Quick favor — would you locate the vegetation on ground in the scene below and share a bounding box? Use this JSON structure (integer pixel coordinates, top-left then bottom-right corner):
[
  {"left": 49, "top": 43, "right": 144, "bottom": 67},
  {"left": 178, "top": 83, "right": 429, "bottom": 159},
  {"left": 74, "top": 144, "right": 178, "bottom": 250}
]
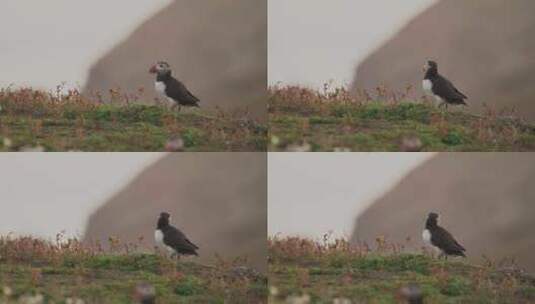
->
[
  {"left": 269, "top": 85, "right": 535, "bottom": 152},
  {"left": 0, "top": 234, "right": 267, "bottom": 303},
  {"left": 0, "top": 88, "right": 266, "bottom": 152},
  {"left": 268, "top": 236, "right": 535, "bottom": 304}
]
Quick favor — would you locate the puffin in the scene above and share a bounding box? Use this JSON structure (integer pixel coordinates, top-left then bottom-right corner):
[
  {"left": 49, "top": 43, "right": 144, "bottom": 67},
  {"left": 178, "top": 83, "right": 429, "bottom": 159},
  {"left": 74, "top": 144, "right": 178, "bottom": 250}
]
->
[
  {"left": 149, "top": 61, "right": 200, "bottom": 110},
  {"left": 422, "top": 60, "right": 467, "bottom": 109},
  {"left": 422, "top": 212, "right": 466, "bottom": 259},
  {"left": 154, "top": 212, "right": 199, "bottom": 257}
]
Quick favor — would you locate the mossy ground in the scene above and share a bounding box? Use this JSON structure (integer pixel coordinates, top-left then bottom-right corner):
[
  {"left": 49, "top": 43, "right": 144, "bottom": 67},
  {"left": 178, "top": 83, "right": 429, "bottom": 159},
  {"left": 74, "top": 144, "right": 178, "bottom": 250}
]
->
[
  {"left": 269, "top": 86, "right": 535, "bottom": 152},
  {"left": 0, "top": 236, "right": 267, "bottom": 303},
  {"left": 0, "top": 88, "right": 266, "bottom": 151},
  {"left": 268, "top": 237, "right": 535, "bottom": 304}
]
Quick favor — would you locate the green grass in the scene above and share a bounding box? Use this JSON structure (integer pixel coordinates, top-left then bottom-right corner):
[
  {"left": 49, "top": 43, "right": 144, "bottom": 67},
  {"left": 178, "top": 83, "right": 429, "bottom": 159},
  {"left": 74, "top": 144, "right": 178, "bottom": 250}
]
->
[
  {"left": 269, "top": 86, "right": 535, "bottom": 151},
  {"left": 0, "top": 88, "right": 266, "bottom": 151},
  {"left": 0, "top": 236, "right": 267, "bottom": 303},
  {"left": 268, "top": 236, "right": 535, "bottom": 304}
]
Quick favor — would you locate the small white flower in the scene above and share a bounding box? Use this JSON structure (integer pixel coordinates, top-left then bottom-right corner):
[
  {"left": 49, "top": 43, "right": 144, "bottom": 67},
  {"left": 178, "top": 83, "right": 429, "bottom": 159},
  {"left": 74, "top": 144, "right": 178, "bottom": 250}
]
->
[
  {"left": 18, "top": 294, "right": 44, "bottom": 304},
  {"left": 66, "top": 297, "right": 85, "bottom": 304},
  {"left": 269, "top": 286, "right": 279, "bottom": 296},
  {"left": 2, "top": 286, "right": 12, "bottom": 297},
  {"left": 286, "top": 294, "right": 311, "bottom": 304},
  {"left": 19, "top": 145, "right": 45, "bottom": 152},
  {"left": 333, "top": 298, "right": 352, "bottom": 304},
  {"left": 271, "top": 135, "right": 280, "bottom": 146},
  {"left": 2, "top": 137, "right": 12, "bottom": 148}
]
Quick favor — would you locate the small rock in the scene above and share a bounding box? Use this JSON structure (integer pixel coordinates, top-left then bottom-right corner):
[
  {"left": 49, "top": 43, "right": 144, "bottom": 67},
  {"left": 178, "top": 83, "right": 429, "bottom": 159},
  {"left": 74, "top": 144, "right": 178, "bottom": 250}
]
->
[
  {"left": 400, "top": 284, "right": 423, "bottom": 304},
  {"left": 65, "top": 298, "right": 85, "bottom": 304},
  {"left": 400, "top": 135, "right": 423, "bottom": 152},
  {"left": 2, "top": 286, "right": 12, "bottom": 297},
  {"left": 286, "top": 294, "right": 311, "bottom": 304},
  {"left": 2, "top": 137, "right": 12, "bottom": 148},
  {"left": 333, "top": 298, "right": 352, "bottom": 304},
  {"left": 18, "top": 294, "right": 44, "bottom": 304},
  {"left": 19, "top": 145, "right": 45, "bottom": 152},
  {"left": 165, "top": 137, "right": 184, "bottom": 152},
  {"left": 271, "top": 135, "right": 280, "bottom": 146},
  {"left": 133, "top": 282, "right": 156, "bottom": 304},
  {"left": 269, "top": 286, "right": 279, "bottom": 296},
  {"left": 286, "top": 142, "right": 311, "bottom": 152}
]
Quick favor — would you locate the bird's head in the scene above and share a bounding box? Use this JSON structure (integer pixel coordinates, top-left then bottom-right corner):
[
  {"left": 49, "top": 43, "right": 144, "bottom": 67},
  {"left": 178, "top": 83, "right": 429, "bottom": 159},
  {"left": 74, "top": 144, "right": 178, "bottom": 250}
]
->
[
  {"left": 149, "top": 61, "right": 171, "bottom": 75},
  {"left": 158, "top": 212, "right": 171, "bottom": 228},
  {"left": 426, "top": 212, "right": 439, "bottom": 227},
  {"left": 423, "top": 60, "right": 438, "bottom": 72}
]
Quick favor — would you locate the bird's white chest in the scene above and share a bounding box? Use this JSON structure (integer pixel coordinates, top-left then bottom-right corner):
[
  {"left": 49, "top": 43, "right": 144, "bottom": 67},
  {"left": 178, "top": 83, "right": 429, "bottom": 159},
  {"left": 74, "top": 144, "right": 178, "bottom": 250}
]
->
[
  {"left": 422, "top": 229, "right": 441, "bottom": 253},
  {"left": 154, "top": 81, "right": 167, "bottom": 96},
  {"left": 154, "top": 229, "right": 165, "bottom": 247},
  {"left": 422, "top": 79, "right": 433, "bottom": 94},
  {"left": 422, "top": 229, "right": 432, "bottom": 244},
  {"left": 154, "top": 229, "right": 176, "bottom": 255},
  {"left": 422, "top": 79, "right": 443, "bottom": 102},
  {"left": 154, "top": 81, "right": 176, "bottom": 106}
]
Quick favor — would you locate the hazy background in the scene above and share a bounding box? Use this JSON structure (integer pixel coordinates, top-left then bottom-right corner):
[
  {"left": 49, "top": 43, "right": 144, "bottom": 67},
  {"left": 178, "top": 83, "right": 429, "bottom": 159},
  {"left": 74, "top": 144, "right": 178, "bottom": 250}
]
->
[
  {"left": 0, "top": 153, "right": 162, "bottom": 238},
  {"left": 0, "top": 0, "right": 171, "bottom": 90},
  {"left": 268, "top": 0, "right": 436, "bottom": 88},
  {"left": 268, "top": 153, "right": 432, "bottom": 238}
]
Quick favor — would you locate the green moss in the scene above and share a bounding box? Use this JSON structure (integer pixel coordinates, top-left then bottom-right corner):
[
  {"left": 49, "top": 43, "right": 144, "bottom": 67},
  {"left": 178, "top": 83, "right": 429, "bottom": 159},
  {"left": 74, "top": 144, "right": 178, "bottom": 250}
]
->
[
  {"left": 442, "top": 130, "right": 464, "bottom": 146},
  {"left": 181, "top": 128, "right": 204, "bottom": 147},
  {"left": 268, "top": 240, "right": 535, "bottom": 304},
  {"left": 0, "top": 252, "right": 266, "bottom": 303},
  {"left": 0, "top": 102, "right": 265, "bottom": 151},
  {"left": 174, "top": 276, "right": 204, "bottom": 296},
  {"left": 82, "top": 254, "right": 161, "bottom": 273},
  {"left": 269, "top": 95, "right": 535, "bottom": 152},
  {"left": 441, "top": 276, "right": 472, "bottom": 296}
]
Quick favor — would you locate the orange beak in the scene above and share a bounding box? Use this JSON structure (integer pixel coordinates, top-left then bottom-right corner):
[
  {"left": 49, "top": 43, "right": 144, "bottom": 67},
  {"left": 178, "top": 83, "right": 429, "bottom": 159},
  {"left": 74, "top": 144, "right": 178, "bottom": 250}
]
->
[
  {"left": 149, "top": 65, "right": 157, "bottom": 74},
  {"left": 422, "top": 64, "right": 428, "bottom": 72}
]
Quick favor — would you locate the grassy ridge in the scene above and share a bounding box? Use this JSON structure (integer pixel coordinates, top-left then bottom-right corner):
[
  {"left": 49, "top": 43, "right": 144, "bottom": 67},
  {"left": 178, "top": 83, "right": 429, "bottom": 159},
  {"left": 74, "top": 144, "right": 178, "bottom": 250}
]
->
[
  {"left": 268, "top": 237, "right": 535, "bottom": 303},
  {"left": 269, "top": 86, "right": 535, "bottom": 151},
  {"left": 0, "top": 235, "right": 267, "bottom": 303},
  {"left": 0, "top": 88, "right": 266, "bottom": 151}
]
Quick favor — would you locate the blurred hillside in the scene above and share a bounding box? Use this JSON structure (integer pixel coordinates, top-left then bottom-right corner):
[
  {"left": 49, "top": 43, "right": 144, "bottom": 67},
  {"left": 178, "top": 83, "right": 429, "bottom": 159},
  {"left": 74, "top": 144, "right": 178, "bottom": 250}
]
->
[
  {"left": 84, "top": 153, "right": 267, "bottom": 272},
  {"left": 352, "top": 153, "right": 535, "bottom": 273},
  {"left": 352, "top": 0, "right": 535, "bottom": 121},
  {"left": 84, "top": 0, "right": 266, "bottom": 119}
]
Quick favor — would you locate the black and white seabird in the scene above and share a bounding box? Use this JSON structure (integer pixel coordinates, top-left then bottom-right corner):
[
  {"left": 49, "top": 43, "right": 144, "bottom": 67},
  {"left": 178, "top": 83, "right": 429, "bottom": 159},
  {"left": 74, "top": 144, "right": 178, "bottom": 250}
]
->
[
  {"left": 154, "top": 212, "right": 199, "bottom": 257},
  {"left": 422, "top": 61, "right": 467, "bottom": 109},
  {"left": 149, "top": 61, "right": 200, "bottom": 110},
  {"left": 422, "top": 212, "right": 466, "bottom": 259}
]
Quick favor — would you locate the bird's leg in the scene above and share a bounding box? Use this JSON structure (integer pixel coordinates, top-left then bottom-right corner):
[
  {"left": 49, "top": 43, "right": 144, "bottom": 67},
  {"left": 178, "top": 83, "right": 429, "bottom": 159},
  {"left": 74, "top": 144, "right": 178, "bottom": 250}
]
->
[{"left": 176, "top": 105, "right": 182, "bottom": 112}]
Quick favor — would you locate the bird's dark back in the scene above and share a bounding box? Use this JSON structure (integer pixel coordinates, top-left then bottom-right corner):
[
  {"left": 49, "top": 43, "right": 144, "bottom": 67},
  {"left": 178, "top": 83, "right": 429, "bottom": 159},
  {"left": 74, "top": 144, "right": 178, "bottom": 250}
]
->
[{"left": 432, "top": 226, "right": 466, "bottom": 256}]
